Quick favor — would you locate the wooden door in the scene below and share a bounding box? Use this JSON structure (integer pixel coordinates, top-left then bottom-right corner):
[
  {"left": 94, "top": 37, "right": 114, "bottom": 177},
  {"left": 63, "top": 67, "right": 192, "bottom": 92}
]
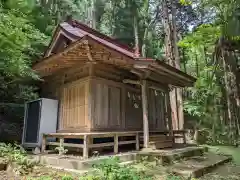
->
[
  {"left": 92, "top": 81, "right": 122, "bottom": 130},
  {"left": 59, "top": 81, "right": 87, "bottom": 130}
]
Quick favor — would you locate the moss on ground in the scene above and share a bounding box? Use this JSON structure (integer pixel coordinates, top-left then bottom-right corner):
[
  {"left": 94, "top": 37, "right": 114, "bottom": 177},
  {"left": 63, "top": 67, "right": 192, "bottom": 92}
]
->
[{"left": 205, "top": 145, "right": 240, "bottom": 165}]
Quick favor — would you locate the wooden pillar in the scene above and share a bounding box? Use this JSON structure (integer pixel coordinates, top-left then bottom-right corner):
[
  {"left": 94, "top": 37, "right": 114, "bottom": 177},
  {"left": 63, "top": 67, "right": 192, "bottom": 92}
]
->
[
  {"left": 141, "top": 80, "right": 149, "bottom": 148},
  {"left": 41, "top": 134, "right": 46, "bottom": 153},
  {"left": 136, "top": 132, "right": 140, "bottom": 150},
  {"left": 114, "top": 134, "right": 119, "bottom": 154},
  {"left": 83, "top": 135, "right": 89, "bottom": 159},
  {"left": 183, "top": 131, "right": 186, "bottom": 144},
  {"left": 166, "top": 91, "right": 174, "bottom": 142}
]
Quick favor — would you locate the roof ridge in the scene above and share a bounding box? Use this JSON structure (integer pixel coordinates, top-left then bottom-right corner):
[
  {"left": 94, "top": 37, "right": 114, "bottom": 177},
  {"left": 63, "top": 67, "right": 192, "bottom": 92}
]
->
[{"left": 68, "top": 19, "right": 134, "bottom": 53}]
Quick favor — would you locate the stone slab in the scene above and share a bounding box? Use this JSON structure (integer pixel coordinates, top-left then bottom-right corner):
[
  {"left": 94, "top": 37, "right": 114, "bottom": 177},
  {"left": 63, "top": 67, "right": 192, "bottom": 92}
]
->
[
  {"left": 137, "top": 146, "right": 206, "bottom": 164},
  {"left": 171, "top": 152, "right": 232, "bottom": 178}
]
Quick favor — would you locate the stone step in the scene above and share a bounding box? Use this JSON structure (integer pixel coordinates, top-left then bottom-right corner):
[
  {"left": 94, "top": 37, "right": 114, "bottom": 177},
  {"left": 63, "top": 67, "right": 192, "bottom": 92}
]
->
[
  {"left": 199, "top": 164, "right": 240, "bottom": 179},
  {"left": 34, "top": 152, "right": 137, "bottom": 171},
  {"left": 171, "top": 152, "right": 232, "bottom": 178},
  {"left": 137, "top": 146, "right": 206, "bottom": 164}
]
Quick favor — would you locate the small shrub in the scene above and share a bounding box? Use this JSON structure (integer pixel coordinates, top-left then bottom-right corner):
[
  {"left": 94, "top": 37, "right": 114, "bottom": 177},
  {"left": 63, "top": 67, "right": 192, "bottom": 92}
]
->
[
  {"left": 61, "top": 175, "right": 74, "bottom": 180},
  {"left": 80, "top": 157, "right": 153, "bottom": 180},
  {"left": 0, "top": 142, "right": 37, "bottom": 175},
  {"left": 166, "top": 175, "right": 181, "bottom": 180},
  {"left": 55, "top": 140, "right": 68, "bottom": 156}
]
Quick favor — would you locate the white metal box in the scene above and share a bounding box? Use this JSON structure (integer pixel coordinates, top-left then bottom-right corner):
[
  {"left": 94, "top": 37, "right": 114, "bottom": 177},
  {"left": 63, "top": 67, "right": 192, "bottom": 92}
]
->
[{"left": 22, "top": 98, "right": 58, "bottom": 148}]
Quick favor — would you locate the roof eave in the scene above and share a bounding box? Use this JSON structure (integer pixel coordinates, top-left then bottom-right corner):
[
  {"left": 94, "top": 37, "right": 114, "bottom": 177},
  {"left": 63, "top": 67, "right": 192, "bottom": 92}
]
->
[{"left": 133, "top": 60, "right": 196, "bottom": 87}]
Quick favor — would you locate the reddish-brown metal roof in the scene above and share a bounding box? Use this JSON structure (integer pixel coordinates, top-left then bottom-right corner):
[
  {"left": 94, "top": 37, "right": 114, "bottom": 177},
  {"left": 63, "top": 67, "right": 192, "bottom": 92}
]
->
[{"left": 60, "top": 20, "right": 135, "bottom": 58}]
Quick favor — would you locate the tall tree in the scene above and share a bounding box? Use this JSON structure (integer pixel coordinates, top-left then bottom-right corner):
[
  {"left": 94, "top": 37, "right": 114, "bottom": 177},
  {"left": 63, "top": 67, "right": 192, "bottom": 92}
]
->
[{"left": 162, "top": 0, "right": 184, "bottom": 130}]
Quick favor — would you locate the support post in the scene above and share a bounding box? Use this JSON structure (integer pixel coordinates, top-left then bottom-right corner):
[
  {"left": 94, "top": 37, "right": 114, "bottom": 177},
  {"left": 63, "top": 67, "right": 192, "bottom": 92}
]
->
[
  {"left": 83, "top": 135, "right": 89, "bottom": 159},
  {"left": 183, "top": 131, "right": 186, "bottom": 144},
  {"left": 141, "top": 80, "right": 149, "bottom": 148},
  {"left": 114, "top": 134, "right": 119, "bottom": 154},
  {"left": 41, "top": 134, "right": 46, "bottom": 153},
  {"left": 136, "top": 132, "right": 140, "bottom": 151},
  {"left": 166, "top": 92, "right": 174, "bottom": 143}
]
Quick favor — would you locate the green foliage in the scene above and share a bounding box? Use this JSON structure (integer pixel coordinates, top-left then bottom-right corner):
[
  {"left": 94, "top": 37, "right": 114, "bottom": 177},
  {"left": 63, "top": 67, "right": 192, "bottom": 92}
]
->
[
  {"left": 0, "top": 143, "right": 37, "bottom": 175},
  {"left": 180, "top": 0, "right": 240, "bottom": 146},
  {"left": 178, "top": 24, "right": 221, "bottom": 48},
  {"left": 179, "top": 0, "right": 192, "bottom": 6},
  {"left": 80, "top": 157, "right": 153, "bottom": 180},
  {"left": 0, "top": 5, "right": 48, "bottom": 78},
  {"left": 61, "top": 175, "right": 74, "bottom": 180},
  {"left": 166, "top": 174, "right": 183, "bottom": 180},
  {"left": 0, "top": 1, "right": 48, "bottom": 123}
]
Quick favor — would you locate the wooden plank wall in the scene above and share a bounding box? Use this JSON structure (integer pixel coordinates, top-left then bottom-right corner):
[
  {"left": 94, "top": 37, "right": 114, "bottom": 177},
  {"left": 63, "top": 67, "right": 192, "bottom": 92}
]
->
[
  {"left": 91, "top": 78, "right": 122, "bottom": 130},
  {"left": 125, "top": 89, "right": 143, "bottom": 130},
  {"left": 59, "top": 78, "right": 90, "bottom": 132},
  {"left": 148, "top": 89, "right": 167, "bottom": 131},
  {"left": 90, "top": 77, "right": 168, "bottom": 132},
  {"left": 41, "top": 63, "right": 169, "bottom": 133}
]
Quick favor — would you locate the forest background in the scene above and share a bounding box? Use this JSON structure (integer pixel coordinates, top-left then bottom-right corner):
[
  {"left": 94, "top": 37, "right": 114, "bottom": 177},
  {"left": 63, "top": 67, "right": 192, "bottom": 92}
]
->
[{"left": 0, "top": 0, "right": 239, "bottom": 145}]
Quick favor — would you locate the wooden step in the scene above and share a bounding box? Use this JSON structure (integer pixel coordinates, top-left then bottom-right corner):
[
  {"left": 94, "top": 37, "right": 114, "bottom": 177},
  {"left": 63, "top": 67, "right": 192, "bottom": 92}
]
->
[
  {"left": 148, "top": 140, "right": 173, "bottom": 149},
  {"left": 140, "top": 135, "right": 168, "bottom": 139},
  {"left": 140, "top": 135, "right": 172, "bottom": 142}
]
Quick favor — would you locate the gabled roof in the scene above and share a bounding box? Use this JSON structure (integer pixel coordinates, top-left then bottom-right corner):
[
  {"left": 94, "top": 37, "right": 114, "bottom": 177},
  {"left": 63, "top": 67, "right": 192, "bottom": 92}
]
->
[
  {"left": 35, "top": 20, "right": 196, "bottom": 87},
  {"left": 44, "top": 20, "right": 135, "bottom": 58}
]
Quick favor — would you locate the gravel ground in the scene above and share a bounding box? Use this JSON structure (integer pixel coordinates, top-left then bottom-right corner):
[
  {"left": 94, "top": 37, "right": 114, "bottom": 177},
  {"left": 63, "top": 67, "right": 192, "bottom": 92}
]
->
[
  {"left": 0, "top": 166, "right": 80, "bottom": 180},
  {"left": 0, "top": 171, "right": 20, "bottom": 180}
]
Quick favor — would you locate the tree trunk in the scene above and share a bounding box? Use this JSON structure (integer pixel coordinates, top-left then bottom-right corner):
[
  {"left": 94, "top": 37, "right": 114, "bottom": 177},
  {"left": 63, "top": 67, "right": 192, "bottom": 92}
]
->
[
  {"left": 162, "top": 0, "right": 184, "bottom": 131},
  {"left": 226, "top": 52, "right": 240, "bottom": 136},
  {"left": 141, "top": 0, "right": 150, "bottom": 58},
  {"left": 222, "top": 51, "right": 234, "bottom": 142},
  {"left": 172, "top": 1, "right": 184, "bottom": 130},
  {"left": 88, "top": 0, "right": 96, "bottom": 29},
  {"left": 133, "top": 10, "right": 140, "bottom": 57},
  {"left": 142, "top": 27, "right": 148, "bottom": 58},
  {"left": 162, "top": 0, "right": 178, "bottom": 130}
]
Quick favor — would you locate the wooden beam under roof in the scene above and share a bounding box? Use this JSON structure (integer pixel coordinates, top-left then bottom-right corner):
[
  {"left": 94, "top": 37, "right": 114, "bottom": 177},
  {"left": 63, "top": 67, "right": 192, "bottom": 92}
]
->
[{"left": 123, "top": 79, "right": 141, "bottom": 85}]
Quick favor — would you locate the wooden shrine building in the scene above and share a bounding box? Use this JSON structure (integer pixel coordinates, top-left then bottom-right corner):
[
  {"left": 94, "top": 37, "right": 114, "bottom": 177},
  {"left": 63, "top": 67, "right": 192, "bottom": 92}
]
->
[{"left": 33, "top": 19, "right": 196, "bottom": 158}]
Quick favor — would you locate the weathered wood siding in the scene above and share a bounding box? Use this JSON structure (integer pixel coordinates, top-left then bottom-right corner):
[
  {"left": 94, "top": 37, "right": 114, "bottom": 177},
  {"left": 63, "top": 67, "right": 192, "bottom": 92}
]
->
[
  {"left": 90, "top": 78, "right": 122, "bottom": 130},
  {"left": 40, "top": 63, "right": 169, "bottom": 133},
  {"left": 125, "top": 89, "right": 143, "bottom": 130},
  {"left": 148, "top": 89, "right": 167, "bottom": 131},
  {"left": 89, "top": 77, "right": 167, "bottom": 132},
  {"left": 59, "top": 78, "right": 90, "bottom": 132}
]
